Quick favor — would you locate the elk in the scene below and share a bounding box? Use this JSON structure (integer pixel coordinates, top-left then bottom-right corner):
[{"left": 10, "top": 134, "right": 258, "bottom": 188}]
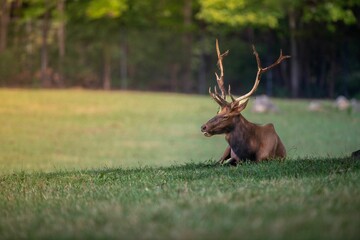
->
[{"left": 201, "top": 40, "right": 290, "bottom": 165}]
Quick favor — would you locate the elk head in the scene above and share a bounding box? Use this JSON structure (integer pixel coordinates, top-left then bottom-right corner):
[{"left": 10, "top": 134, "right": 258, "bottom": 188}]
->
[{"left": 201, "top": 39, "right": 290, "bottom": 137}]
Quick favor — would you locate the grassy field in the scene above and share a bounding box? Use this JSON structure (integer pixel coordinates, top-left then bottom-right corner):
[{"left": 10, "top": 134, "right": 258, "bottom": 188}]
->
[
  {"left": 0, "top": 89, "right": 359, "bottom": 172},
  {"left": 0, "top": 89, "right": 360, "bottom": 239}
]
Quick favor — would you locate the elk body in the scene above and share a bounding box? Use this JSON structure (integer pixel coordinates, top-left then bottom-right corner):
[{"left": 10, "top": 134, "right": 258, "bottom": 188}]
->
[{"left": 201, "top": 40, "right": 289, "bottom": 165}]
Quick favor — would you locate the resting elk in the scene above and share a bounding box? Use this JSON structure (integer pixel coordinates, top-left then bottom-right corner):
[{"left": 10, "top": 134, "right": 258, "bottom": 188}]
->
[{"left": 201, "top": 40, "right": 290, "bottom": 165}]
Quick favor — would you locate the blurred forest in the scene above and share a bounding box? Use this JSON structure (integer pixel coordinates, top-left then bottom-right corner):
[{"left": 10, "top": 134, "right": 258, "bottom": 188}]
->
[{"left": 0, "top": 0, "right": 359, "bottom": 98}]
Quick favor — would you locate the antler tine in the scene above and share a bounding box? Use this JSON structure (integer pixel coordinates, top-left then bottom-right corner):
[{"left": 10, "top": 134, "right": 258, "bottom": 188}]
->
[
  {"left": 209, "top": 86, "right": 228, "bottom": 106},
  {"left": 209, "top": 87, "right": 220, "bottom": 105},
  {"left": 228, "top": 85, "right": 236, "bottom": 102},
  {"left": 215, "top": 39, "right": 229, "bottom": 100},
  {"left": 234, "top": 45, "right": 290, "bottom": 105},
  {"left": 253, "top": 45, "right": 262, "bottom": 70},
  {"left": 261, "top": 48, "right": 291, "bottom": 73},
  {"left": 214, "top": 85, "right": 228, "bottom": 105},
  {"left": 214, "top": 85, "right": 223, "bottom": 100}
]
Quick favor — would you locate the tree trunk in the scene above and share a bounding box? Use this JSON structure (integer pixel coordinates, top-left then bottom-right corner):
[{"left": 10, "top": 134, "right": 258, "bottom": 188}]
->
[
  {"left": 327, "top": 59, "right": 336, "bottom": 98},
  {"left": 41, "top": 8, "right": 51, "bottom": 88},
  {"left": 56, "top": 0, "right": 65, "bottom": 87},
  {"left": 182, "top": 0, "right": 193, "bottom": 93},
  {"left": 197, "top": 33, "right": 206, "bottom": 94},
  {"left": 304, "top": 59, "right": 311, "bottom": 98},
  {"left": 25, "top": 21, "right": 34, "bottom": 70},
  {"left": 170, "top": 63, "right": 180, "bottom": 92},
  {"left": 341, "top": 42, "right": 349, "bottom": 97},
  {"left": 120, "top": 40, "right": 129, "bottom": 90},
  {"left": 103, "top": 46, "right": 111, "bottom": 90},
  {"left": 0, "top": 0, "right": 10, "bottom": 53},
  {"left": 289, "top": 10, "right": 300, "bottom": 98},
  {"left": 198, "top": 52, "right": 206, "bottom": 94}
]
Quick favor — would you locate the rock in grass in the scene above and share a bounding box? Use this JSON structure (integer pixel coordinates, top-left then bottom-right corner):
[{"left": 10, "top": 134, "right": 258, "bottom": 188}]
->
[
  {"left": 251, "top": 95, "right": 279, "bottom": 113},
  {"left": 308, "top": 100, "right": 323, "bottom": 112},
  {"left": 334, "top": 96, "right": 350, "bottom": 110}
]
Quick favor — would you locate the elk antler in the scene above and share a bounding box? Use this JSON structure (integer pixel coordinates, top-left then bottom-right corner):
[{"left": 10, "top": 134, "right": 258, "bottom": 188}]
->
[
  {"left": 209, "top": 41, "right": 290, "bottom": 108},
  {"left": 231, "top": 45, "right": 290, "bottom": 106},
  {"left": 209, "top": 39, "right": 229, "bottom": 107}
]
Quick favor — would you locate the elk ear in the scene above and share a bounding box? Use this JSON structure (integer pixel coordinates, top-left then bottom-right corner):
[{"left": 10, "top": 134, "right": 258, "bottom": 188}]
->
[{"left": 231, "top": 98, "right": 249, "bottom": 114}]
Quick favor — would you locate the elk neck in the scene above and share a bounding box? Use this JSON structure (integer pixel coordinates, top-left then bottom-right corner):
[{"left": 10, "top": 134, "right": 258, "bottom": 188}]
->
[{"left": 225, "top": 114, "right": 256, "bottom": 160}]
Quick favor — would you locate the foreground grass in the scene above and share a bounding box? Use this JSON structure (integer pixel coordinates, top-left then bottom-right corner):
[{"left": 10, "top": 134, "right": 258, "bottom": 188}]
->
[
  {"left": 1, "top": 158, "right": 360, "bottom": 239},
  {"left": 0, "top": 89, "right": 359, "bottom": 172}
]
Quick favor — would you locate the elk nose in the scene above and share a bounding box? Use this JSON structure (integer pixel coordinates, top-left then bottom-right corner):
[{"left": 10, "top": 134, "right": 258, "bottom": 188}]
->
[{"left": 201, "top": 125, "right": 207, "bottom": 132}]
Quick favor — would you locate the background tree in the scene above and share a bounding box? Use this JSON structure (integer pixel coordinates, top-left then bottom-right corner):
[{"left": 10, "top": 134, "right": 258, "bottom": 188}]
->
[
  {"left": 197, "top": 0, "right": 360, "bottom": 98},
  {"left": 0, "top": 0, "right": 359, "bottom": 98},
  {"left": 0, "top": 0, "right": 10, "bottom": 53},
  {"left": 85, "top": 0, "right": 127, "bottom": 90}
]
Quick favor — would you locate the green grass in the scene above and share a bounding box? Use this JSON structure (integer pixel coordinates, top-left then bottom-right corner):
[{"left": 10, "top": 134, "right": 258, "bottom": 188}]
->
[
  {"left": 1, "top": 159, "right": 360, "bottom": 239},
  {"left": 0, "top": 89, "right": 359, "bottom": 172},
  {"left": 0, "top": 89, "right": 360, "bottom": 239}
]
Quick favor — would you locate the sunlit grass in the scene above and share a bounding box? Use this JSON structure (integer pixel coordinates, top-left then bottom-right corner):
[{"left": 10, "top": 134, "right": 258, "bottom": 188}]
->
[{"left": 0, "top": 89, "right": 359, "bottom": 173}]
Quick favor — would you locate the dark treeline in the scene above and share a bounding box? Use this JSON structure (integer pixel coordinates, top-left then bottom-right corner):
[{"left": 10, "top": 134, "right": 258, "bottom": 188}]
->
[{"left": 0, "top": 0, "right": 359, "bottom": 98}]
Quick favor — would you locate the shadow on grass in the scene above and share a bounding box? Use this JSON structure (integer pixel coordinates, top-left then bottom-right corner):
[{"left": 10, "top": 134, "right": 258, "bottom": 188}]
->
[
  {"left": 3, "top": 157, "right": 359, "bottom": 183},
  {"left": 150, "top": 157, "right": 360, "bottom": 181}
]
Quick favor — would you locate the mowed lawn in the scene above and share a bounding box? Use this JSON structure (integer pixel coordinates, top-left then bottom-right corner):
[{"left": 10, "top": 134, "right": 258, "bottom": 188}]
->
[{"left": 0, "top": 89, "right": 360, "bottom": 239}]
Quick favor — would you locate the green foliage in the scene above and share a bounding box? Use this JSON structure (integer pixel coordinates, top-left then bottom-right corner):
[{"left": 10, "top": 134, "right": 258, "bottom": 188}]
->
[
  {"left": 21, "top": 0, "right": 65, "bottom": 22},
  {"left": 21, "top": 0, "right": 49, "bottom": 21},
  {"left": 197, "top": 0, "right": 359, "bottom": 29},
  {"left": 197, "top": 0, "right": 282, "bottom": 28},
  {"left": 303, "top": 1, "right": 358, "bottom": 24},
  {"left": 302, "top": 0, "right": 360, "bottom": 31},
  {"left": 86, "top": 0, "right": 128, "bottom": 19}
]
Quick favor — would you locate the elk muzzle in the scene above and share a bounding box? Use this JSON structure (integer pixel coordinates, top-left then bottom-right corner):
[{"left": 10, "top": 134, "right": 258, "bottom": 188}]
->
[
  {"left": 201, "top": 114, "right": 234, "bottom": 137},
  {"left": 201, "top": 124, "right": 212, "bottom": 137}
]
